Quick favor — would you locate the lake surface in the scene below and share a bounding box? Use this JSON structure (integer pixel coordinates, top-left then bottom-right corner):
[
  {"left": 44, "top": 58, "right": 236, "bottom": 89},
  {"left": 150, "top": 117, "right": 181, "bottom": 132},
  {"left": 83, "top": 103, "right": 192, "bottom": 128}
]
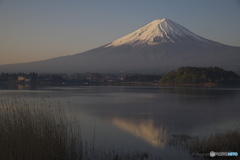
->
[{"left": 1, "top": 85, "right": 240, "bottom": 159}]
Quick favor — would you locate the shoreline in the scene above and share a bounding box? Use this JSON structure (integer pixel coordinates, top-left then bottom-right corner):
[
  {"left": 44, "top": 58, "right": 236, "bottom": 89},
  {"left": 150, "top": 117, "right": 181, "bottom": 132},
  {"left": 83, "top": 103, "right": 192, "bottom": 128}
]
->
[
  {"left": 1, "top": 82, "right": 240, "bottom": 89},
  {"left": 158, "top": 83, "right": 221, "bottom": 87}
]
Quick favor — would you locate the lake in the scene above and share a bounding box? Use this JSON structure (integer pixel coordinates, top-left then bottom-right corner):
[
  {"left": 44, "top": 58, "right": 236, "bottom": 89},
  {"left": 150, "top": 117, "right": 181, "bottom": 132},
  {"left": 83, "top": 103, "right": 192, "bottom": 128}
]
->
[{"left": 0, "top": 85, "right": 240, "bottom": 159}]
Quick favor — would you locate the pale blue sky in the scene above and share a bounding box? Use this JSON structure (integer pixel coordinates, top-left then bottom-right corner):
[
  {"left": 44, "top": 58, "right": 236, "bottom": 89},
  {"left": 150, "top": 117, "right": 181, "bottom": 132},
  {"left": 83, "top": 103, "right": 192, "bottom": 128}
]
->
[{"left": 0, "top": 0, "right": 240, "bottom": 65}]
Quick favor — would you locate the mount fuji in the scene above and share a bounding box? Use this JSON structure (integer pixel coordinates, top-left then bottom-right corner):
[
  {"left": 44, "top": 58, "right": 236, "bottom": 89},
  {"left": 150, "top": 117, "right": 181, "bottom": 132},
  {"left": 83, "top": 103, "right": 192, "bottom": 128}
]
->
[{"left": 1, "top": 18, "right": 240, "bottom": 74}]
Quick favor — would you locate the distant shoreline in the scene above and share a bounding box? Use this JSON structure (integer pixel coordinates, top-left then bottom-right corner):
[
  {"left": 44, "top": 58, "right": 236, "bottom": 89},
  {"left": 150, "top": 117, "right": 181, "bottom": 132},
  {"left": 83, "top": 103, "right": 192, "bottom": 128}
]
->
[
  {"left": 158, "top": 83, "right": 220, "bottom": 87},
  {"left": 2, "top": 81, "right": 240, "bottom": 89}
]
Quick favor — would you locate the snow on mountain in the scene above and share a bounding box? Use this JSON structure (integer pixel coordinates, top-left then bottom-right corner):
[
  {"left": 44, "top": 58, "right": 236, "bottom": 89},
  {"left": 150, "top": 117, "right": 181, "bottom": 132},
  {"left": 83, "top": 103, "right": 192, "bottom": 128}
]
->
[{"left": 106, "top": 18, "right": 209, "bottom": 47}]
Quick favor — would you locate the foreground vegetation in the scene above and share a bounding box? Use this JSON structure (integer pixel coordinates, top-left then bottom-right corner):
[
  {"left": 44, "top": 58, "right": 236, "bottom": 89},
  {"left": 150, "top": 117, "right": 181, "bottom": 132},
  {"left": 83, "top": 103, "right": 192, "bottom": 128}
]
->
[
  {"left": 170, "top": 130, "right": 240, "bottom": 160},
  {"left": 0, "top": 98, "right": 83, "bottom": 160},
  {"left": 159, "top": 66, "right": 240, "bottom": 85}
]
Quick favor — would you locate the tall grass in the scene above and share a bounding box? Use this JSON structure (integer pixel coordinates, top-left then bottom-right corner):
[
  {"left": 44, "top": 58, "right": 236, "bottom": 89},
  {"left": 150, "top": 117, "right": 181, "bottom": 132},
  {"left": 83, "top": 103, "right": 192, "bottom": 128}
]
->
[
  {"left": 170, "top": 131, "right": 240, "bottom": 160},
  {"left": 0, "top": 97, "right": 82, "bottom": 160},
  {"left": 188, "top": 131, "right": 240, "bottom": 153}
]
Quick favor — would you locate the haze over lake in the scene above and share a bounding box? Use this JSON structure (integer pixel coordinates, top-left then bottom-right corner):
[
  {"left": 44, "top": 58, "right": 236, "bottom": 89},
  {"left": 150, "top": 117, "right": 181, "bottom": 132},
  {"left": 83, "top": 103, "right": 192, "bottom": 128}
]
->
[{"left": 1, "top": 85, "right": 240, "bottom": 159}]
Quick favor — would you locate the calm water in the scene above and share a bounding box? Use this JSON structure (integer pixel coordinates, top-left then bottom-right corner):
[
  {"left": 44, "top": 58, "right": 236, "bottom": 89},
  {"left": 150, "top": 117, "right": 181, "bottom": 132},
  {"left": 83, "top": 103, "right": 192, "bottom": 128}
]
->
[{"left": 1, "top": 85, "right": 240, "bottom": 159}]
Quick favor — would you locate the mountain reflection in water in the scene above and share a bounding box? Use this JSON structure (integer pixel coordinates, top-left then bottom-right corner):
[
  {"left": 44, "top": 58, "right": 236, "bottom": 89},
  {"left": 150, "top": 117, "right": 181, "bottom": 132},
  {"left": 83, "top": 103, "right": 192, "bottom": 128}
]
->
[{"left": 111, "top": 118, "right": 168, "bottom": 147}]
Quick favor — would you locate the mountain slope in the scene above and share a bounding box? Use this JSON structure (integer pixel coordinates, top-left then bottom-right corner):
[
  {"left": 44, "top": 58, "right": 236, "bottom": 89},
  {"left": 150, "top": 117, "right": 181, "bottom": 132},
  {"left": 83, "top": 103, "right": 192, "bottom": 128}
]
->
[{"left": 0, "top": 18, "right": 240, "bottom": 74}]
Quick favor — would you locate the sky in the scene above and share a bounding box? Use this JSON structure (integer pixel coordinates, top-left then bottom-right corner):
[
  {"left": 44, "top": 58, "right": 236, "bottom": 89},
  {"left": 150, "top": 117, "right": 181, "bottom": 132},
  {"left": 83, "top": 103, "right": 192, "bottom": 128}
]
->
[{"left": 0, "top": 0, "right": 240, "bottom": 65}]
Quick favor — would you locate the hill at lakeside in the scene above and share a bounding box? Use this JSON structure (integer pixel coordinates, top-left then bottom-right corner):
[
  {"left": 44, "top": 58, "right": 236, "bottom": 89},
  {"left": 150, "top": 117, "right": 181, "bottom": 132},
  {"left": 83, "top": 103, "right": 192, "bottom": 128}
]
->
[{"left": 159, "top": 66, "right": 240, "bottom": 85}]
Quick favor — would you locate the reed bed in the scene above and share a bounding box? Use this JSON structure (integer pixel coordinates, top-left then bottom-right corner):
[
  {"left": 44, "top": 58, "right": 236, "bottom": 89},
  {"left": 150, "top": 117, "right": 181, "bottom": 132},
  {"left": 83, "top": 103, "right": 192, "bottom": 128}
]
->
[
  {"left": 170, "top": 130, "right": 240, "bottom": 160},
  {"left": 189, "top": 131, "right": 240, "bottom": 153},
  {"left": 0, "top": 97, "right": 82, "bottom": 160}
]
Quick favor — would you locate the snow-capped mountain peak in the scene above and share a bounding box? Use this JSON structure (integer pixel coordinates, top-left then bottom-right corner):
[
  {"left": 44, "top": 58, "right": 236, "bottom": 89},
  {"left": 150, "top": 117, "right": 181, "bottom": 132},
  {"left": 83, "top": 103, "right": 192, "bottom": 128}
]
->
[
  {"left": 0, "top": 18, "right": 239, "bottom": 74},
  {"left": 106, "top": 18, "right": 208, "bottom": 47}
]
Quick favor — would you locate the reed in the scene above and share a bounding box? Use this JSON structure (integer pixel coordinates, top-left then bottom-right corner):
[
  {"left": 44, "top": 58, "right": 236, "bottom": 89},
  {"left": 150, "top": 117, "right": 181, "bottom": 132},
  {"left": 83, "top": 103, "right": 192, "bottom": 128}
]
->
[
  {"left": 188, "top": 131, "right": 240, "bottom": 160},
  {"left": 170, "top": 131, "right": 240, "bottom": 160},
  {"left": 0, "top": 97, "right": 82, "bottom": 160}
]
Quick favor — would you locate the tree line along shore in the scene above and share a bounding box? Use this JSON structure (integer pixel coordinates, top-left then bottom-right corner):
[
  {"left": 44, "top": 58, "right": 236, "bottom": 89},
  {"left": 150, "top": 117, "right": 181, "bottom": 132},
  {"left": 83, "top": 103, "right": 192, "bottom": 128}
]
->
[{"left": 0, "top": 66, "right": 240, "bottom": 86}]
